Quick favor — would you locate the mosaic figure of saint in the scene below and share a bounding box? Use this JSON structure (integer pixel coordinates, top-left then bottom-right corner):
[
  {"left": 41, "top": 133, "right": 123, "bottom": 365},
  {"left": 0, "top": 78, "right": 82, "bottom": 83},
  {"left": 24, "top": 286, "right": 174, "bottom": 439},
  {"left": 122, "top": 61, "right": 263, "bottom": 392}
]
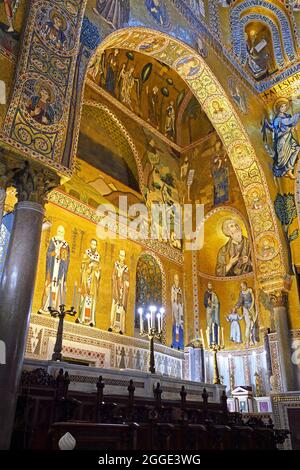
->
[
  {"left": 27, "top": 81, "right": 55, "bottom": 125},
  {"left": 165, "top": 101, "right": 176, "bottom": 140},
  {"left": 119, "top": 66, "right": 139, "bottom": 110},
  {"left": 146, "top": 85, "right": 160, "bottom": 129},
  {"left": 211, "top": 141, "right": 229, "bottom": 206},
  {"left": 39, "top": 225, "right": 70, "bottom": 314},
  {"left": 171, "top": 274, "right": 184, "bottom": 350},
  {"left": 262, "top": 98, "right": 300, "bottom": 179},
  {"left": 245, "top": 30, "right": 269, "bottom": 80},
  {"left": 43, "top": 10, "right": 67, "bottom": 49},
  {"left": 216, "top": 219, "right": 252, "bottom": 277},
  {"left": 76, "top": 239, "right": 101, "bottom": 327},
  {"left": 105, "top": 49, "right": 120, "bottom": 96},
  {"left": 235, "top": 282, "right": 259, "bottom": 348},
  {"left": 204, "top": 282, "right": 220, "bottom": 341},
  {"left": 93, "top": 0, "right": 130, "bottom": 30},
  {"left": 109, "top": 249, "right": 130, "bottom": 334}
]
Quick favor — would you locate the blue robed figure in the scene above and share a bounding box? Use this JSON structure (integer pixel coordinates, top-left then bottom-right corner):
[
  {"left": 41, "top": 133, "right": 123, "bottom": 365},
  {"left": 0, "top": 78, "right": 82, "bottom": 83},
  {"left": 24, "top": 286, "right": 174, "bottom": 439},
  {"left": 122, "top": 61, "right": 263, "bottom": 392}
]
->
[
  {"left": 145, "top": 0, "right": 169, "bottom": 27},
  {"left": 262, "top": 98, "right": 300, "bottom": 179}
]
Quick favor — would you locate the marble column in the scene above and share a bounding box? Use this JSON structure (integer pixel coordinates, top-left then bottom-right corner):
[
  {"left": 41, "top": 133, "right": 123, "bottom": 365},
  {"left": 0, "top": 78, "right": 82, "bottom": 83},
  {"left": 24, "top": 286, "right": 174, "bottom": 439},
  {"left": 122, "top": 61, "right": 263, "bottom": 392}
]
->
[
  {"left": 0, "top": 187, "right": 6, "bottom": 225},
  {"left": 0, "top": 162, "right": 58, "bottom": 449},
  {"left": 270, "top": 291, "right": 295, "bottom": 392}
]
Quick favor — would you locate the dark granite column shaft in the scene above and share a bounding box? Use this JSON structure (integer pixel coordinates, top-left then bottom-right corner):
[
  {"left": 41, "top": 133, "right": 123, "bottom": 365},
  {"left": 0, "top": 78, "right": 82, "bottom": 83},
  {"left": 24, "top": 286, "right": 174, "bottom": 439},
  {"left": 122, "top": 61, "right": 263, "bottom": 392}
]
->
[
  {"left": 0, "top": 187, "right": 6, "bottom": 225},
  {"left": 0, "top": 201, "right": 44, "bottom": 449}
]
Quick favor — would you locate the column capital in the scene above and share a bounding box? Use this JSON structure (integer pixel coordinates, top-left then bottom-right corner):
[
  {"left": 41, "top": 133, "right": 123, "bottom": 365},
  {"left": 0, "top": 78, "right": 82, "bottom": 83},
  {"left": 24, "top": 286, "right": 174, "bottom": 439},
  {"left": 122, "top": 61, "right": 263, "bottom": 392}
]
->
[
  {"left": 12, "top": 161, "right": 60, "bottom": 206},
  {"left": 0, "top": 154, "right": 60, "bottom": 205},
  {"left": 269, "top": 290, "right": 288, "bottom": 308}
]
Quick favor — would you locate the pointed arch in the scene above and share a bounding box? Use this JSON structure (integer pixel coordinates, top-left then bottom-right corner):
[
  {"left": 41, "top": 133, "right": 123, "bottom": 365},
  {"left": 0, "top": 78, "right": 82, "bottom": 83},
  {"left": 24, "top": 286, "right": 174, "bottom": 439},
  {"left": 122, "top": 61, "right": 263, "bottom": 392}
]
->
[{"left": 84, "top": 27, "right": 286, "bottom": 287}]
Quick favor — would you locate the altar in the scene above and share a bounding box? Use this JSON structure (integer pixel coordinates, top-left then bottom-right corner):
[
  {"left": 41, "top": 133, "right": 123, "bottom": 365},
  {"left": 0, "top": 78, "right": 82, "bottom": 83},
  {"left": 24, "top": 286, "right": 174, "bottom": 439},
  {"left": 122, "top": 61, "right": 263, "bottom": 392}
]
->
[{"left": 25, "top": 314, "right": 225, "bottom": 402}]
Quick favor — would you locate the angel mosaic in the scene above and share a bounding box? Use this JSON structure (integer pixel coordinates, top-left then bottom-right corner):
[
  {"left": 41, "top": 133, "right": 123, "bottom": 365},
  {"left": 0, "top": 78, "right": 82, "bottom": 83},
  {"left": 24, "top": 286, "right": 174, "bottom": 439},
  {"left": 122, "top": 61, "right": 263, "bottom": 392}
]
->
[{"left": 262, "top": 97, "right": 300, "bottom": 179}]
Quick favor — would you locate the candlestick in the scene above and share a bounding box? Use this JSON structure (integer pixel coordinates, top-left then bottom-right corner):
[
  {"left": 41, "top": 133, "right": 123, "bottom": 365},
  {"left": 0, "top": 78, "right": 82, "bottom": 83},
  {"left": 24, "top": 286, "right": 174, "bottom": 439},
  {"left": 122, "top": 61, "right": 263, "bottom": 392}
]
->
[{"left": 139, "top": 305, "right": 164, "bottom": 374}]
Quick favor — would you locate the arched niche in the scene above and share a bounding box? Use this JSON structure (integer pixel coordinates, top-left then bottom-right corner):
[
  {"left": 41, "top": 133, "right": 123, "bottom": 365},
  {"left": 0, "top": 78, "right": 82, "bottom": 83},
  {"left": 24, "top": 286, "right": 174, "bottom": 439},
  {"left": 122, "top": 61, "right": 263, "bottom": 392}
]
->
[{"left": 135, "top": 253, "right": 162, "bottom": 329}]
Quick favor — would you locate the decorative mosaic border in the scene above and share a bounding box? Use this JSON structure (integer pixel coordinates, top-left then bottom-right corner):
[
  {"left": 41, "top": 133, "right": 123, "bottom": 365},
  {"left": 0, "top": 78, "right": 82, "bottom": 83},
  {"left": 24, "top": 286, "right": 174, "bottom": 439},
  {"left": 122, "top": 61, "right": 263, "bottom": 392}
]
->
[
  {"left": 1, "top": 0, "right": 88, "bottom": 176},
  {"left": 272, "top": 392, "right": 300, "bottom": 450},
  {"left": 47, "top": 189, "right": 184, "bottom": 265}
]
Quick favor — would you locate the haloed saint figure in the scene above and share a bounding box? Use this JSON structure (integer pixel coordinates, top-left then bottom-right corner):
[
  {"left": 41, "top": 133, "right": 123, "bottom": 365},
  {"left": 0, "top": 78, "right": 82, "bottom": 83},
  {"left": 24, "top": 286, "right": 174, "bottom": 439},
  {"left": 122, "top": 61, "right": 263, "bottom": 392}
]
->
[
  {"left": 39, "top": 226, "right": 70, "bottom": 314},
  {"left": 109, "top": 250, "right": 130, "bottom": 334},
  {"left": 171, "top": 274, "right": 184, "bottom": 350}
]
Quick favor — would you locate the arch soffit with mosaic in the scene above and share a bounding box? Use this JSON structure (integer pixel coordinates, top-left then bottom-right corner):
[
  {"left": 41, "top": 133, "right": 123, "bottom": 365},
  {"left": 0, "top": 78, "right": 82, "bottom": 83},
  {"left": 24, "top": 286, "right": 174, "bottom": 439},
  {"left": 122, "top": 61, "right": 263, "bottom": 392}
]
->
[
  {"left": 87, "top": 27, "right": 286, "bottom": 286},
  {"left": 82, "top": 100, "right": 144, "bottom": 192}
]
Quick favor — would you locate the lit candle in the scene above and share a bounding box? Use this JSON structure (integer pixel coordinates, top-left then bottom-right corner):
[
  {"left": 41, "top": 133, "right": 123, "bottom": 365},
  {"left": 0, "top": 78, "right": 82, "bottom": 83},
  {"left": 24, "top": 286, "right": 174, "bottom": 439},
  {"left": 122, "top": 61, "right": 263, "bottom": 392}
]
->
[
  {"left": 138, "top": 308, "right": 143, "bottom": 333},
  {"left": 200, "top": 329, "right": 205, "bottom": 348},
  {"left": 49, "top": 283, "right": 52, "bottom": 308},
  {"left": 218, "top": 326, "right": 220, "bottom": 346},
  {"left": 206, "top": 327, "right": 210, "bottom": 348},
  {"left": 72, "top": 281, "right": 77, "bottom": 308},
  {"left": 221, "top": 327, "right": 224, "bottom": 347},
  {"left": 157, "top": 313, "right": 161, "bottom": 333},
  {"left": 150, "top": 306, "right": 156, "bottom": 329},
  {"left": 212, "top": 323, "right": 215, "bottom": 344},
  {"left": 159, "top": 308, "right": 165, "bottom": 334},
  {"left": 146, "top": 313, "right": 151, "bottom": 333}
]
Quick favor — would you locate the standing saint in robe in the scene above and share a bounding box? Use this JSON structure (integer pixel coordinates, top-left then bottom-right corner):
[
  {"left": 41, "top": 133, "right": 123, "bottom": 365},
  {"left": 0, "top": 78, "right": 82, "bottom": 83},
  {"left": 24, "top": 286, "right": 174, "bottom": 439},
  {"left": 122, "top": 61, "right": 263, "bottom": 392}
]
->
[
  {"left": 76, "top": 239, "right": 101, "bottom": 327},
  {"left": 235, "top": 281, "right": 259, "bottom": 348},
  {"left": 165, "top": 101, "right": 176, "bottom": 140},
  {"left": 204, "top": 282, "right": 220, "bottom": 340},
  {"left": 39, "top": 225, "right": 70, "bottom": 313},
  {"left": 105, "top": 49, "right": 120, "bottom": 96},
  {"left": 171, "top": 274, "right": 184, "bottom": 349},
  {"left": 210, "top": 141, "right": 229, "bottom": 206},
  {"left": 146, "top": 85, "right": 160, "bottom": 129},
  {"left": 216, "top": 219, "right": 252, "bottom": 277},
  {"left": 119, "top": 66, "right": 139, "bottom": 110},
  {"left": 109, "top": 249, "right": 130, "bottom": 334}
]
